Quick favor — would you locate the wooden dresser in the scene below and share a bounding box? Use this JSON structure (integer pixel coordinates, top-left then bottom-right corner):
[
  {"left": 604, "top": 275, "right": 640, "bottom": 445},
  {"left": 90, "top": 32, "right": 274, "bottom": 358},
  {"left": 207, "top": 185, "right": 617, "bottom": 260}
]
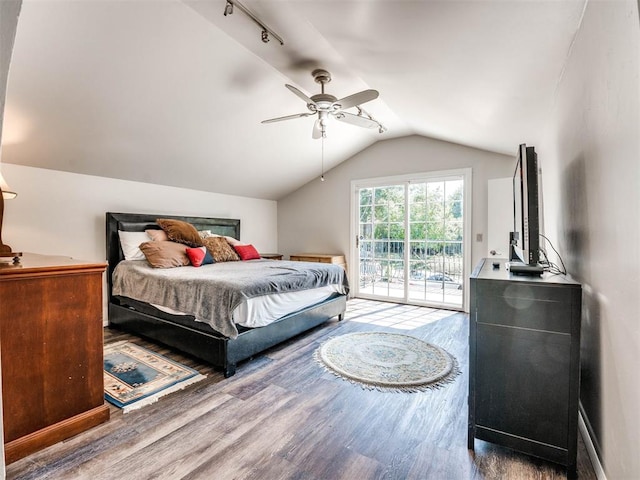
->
[
  {"left": 289, "top": 253, "right": 347, "bottom": 271},
  {"left": 0, "top": 253, "right": 110, "bottom": 463}
]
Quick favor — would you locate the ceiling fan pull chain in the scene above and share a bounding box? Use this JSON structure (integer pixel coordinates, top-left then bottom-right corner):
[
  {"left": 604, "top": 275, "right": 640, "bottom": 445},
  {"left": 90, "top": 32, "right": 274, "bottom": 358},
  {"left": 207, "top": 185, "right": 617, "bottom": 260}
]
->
[{"left": 320, "top": 135, "right": 325, "bottom": 182}]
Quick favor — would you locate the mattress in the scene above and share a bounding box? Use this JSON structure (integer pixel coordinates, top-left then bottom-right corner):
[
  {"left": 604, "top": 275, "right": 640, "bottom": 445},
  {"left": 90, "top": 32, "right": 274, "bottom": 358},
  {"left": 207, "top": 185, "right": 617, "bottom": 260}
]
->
[
  {"left": 112, "top": 259, "right": 349, "bottom": 338},
  {"left": 152, "top": 284, "right": 344, "bottom": 328}
]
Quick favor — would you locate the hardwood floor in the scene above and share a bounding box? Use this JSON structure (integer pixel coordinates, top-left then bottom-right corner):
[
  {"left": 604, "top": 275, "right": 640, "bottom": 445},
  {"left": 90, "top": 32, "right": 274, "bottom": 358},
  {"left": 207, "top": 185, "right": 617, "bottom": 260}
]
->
[{"left": 6, "top": 299, "right": 597, "bottom": 479}]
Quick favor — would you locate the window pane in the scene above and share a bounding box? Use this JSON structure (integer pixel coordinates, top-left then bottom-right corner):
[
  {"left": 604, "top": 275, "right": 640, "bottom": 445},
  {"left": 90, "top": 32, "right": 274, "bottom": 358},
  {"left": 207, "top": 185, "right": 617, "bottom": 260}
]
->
[
  {"left": 360, "top": 223, "right": 373, "bottom": 240},
  {"left": 374, "top": 224, "right": 389, "bottom": 240},
  {"left": 374, "top": 188, "right": 388, "bottom": 204},
  {"left": 445, "top": 220, "right": 463, "bottom": 241},
  {"left": 390, "top": 204, "right": 404, "bottom": 222},
  {"left": 447, "top": 200, "right": 463, "bottom": 219},
  {"left": 359, "top": 241, "right": 373, "bottom": 259},
  {"left": 410, "top": 241, "right": 425, "bottom": 260},
  {"left": 374, "top": 241, "right": 387, "bottom": 259},
  {"left": 426, "top": 221, "right": 444, "bottom": 240},
  {"left": 360, "top": 188, "right": 373, "bottom": 206},
  {"left": 387, "top": 186, "right": 404, "bottom": 205},
  {"left": 410, "top": 202, "right": 426, "bottom": 222},
  {"left": 374, "top": 205, "right": 388, "bottom": 222},
  {"left": 389, "top": 223, "right": 405, "bottom": 241},
  {"left": 410, "top": 222, "right": 426, "bottom": 240},
  {"left": 409, "top": 183, "right": 426, "bottom": 203},
  {"left": 389, "top": 241, "right": 404, "bottom": 259},
  {"left": 360, "top": 206, "right": 372, "bottom": 223}
]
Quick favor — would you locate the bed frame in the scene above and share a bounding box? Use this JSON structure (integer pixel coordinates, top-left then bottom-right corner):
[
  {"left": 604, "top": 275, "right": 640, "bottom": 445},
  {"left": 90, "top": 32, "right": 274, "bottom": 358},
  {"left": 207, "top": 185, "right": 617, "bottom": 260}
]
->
[{"left": 106, "top": 212, "right": 346, "bottom": 377}]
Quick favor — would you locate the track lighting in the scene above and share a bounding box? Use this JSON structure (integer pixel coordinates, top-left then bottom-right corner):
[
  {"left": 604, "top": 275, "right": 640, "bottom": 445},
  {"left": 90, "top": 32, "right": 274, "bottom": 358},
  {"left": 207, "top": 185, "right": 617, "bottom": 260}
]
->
[{"left": 222, "top": 0, "right": 284, "bottom": 46}]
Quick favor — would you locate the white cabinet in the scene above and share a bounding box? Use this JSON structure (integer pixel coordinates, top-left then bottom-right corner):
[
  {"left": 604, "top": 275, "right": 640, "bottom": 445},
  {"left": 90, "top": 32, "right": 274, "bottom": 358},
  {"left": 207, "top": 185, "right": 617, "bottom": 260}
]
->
[{"left": 487, "top": 177, "right": 512, "bottom": 258}]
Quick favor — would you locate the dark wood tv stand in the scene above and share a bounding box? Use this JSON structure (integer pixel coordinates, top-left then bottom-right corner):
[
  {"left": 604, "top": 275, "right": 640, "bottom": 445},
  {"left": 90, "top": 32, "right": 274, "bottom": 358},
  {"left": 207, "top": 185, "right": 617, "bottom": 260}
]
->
[{"left": 468, "top": 258, "right": 582, "bottom": 474}]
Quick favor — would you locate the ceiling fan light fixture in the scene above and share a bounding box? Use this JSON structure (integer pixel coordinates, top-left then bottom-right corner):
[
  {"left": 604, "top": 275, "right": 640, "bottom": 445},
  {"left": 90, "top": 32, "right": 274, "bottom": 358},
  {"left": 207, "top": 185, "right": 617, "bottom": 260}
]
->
[{"left": 262, "top": 70, "right": 383, "bottom": 138}]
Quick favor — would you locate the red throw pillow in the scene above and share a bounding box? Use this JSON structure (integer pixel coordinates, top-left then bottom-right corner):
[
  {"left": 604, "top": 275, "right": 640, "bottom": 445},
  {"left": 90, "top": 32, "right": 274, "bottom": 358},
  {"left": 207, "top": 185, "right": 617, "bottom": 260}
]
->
[
  {"left": 234, "top": 244, "right": 261, "bottom": 261},
  {"left": 186, "top": 246, "right": 214, "bottom": 267}
]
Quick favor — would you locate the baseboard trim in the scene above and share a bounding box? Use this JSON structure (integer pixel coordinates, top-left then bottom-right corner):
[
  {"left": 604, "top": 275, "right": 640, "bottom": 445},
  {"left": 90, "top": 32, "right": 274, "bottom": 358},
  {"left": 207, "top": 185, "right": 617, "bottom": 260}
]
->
[{"left": 578, "top": 409, "right": 607, "bottom": 480}]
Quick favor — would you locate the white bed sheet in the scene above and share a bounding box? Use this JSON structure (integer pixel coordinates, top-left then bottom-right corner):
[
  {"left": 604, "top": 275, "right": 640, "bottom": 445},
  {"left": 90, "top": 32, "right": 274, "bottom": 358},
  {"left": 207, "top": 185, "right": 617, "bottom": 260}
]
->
[{"left": 152, "top": 284, "right": 345, "bottom": 328}]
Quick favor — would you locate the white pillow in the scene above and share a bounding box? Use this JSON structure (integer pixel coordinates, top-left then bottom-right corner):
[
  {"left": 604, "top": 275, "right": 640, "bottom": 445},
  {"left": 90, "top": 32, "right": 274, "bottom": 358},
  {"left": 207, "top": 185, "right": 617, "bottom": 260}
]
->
[{"left": 118, "top": 231, "right": 150, "bottom": 261}]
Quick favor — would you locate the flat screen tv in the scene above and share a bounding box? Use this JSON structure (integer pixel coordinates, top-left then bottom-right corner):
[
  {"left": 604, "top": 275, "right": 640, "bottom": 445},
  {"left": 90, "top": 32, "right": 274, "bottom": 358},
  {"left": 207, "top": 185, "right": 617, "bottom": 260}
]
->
[{"left": 508, "top": 144, "right": 543, "bottom": 274}]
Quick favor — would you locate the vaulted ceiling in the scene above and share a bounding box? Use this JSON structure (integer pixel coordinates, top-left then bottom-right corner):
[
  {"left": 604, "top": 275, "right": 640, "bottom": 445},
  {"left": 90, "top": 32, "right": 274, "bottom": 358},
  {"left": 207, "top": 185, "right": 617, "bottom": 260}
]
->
[{"left": 2, "top": 0, "right": 586, "bottom": 200}]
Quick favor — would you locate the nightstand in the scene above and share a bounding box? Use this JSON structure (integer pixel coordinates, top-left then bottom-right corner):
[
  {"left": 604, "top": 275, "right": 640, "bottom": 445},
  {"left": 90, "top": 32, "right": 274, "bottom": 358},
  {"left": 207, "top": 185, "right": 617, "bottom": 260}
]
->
[
  {"left": 289, "top": 253, "right": 347, "bottom": 271},
  {"left": 260, "top": 253, "right": 283, "bottom": 260}
]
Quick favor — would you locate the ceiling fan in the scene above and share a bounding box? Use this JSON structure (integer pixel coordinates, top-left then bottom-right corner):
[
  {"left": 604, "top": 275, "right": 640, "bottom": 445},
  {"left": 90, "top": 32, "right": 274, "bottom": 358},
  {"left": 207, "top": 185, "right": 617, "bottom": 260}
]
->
[{"left": 262, "top": 69, "right": 383, "bottom": 138}]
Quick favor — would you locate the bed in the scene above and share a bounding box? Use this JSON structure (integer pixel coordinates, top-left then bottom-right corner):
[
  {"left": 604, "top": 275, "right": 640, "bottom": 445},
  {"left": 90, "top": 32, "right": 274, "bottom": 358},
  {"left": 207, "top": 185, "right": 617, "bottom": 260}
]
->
[{"left": 106, "top": 212, "right": 348, "bottom": 377}]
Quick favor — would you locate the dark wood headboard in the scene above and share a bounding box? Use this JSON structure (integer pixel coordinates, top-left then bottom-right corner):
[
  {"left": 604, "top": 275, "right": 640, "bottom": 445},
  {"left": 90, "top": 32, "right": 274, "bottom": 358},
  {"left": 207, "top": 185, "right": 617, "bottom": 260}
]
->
[{"left": 105, "top": 212, "right": 241, "bottom": 300}]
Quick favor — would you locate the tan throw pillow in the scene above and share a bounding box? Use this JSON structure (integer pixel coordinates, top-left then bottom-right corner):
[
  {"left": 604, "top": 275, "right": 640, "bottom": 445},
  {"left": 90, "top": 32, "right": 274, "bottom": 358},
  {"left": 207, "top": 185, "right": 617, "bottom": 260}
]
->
[
  {"left": 145, "top": 229, "right": 169, "bottom": 242},
  {"left": 156, "top": 219, "right": 203, "bottom": 247},
  {"left": 203, "top": 237, "right": 240, "bottom": 262},
  {"left": 139, "top": 241, "right": 190, "bottom": 268}
]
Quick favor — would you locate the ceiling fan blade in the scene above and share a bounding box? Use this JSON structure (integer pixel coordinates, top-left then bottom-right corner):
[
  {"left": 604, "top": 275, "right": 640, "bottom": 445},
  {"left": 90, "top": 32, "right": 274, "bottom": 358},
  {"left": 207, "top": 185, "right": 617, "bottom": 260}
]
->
[
  {"left": 261, "top": 112, "right": 312, "bottom": 124},
  {"left": 333, "top": 111, "right": 379, "bottom": 129},
  {"left": 335, "top": 89, "right": 379, "bottom": 110},
  {"left": 285, "top": 84, "right": 316, "bottom": 106}
]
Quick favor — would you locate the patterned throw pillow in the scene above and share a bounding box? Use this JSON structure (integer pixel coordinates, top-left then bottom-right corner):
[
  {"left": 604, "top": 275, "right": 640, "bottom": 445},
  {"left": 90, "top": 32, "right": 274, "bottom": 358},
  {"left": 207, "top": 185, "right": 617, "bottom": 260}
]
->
[
  {"left": 203, "top": 237, "right": 240, "bottom": 262},
  {"left": 156, "top": 219, "right": 203, "bottom": 248}
]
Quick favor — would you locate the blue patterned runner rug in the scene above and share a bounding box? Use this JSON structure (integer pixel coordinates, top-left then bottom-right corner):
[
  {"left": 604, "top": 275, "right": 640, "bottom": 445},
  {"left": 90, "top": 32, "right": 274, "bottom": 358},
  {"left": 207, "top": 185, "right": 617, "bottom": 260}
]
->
[{"left": 104, "top": 341, "right": 206, "bottom": 413}]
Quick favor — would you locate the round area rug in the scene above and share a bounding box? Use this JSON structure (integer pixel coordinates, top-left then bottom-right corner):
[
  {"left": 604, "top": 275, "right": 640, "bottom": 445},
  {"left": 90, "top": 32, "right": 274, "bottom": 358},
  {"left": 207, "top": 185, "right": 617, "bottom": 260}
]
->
[{"left": 314, "top": 332, "right": 460, "bottom": 392}]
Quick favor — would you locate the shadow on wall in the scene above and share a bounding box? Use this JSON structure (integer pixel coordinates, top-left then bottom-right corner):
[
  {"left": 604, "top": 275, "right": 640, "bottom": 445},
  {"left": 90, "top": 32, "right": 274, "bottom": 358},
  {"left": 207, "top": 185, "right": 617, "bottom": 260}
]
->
[
  {"left": 561, "top": 154, "right": 603, "bottom": 459},
  {"left": 561, "top": 154, "right": 590, "bottom": 280}
]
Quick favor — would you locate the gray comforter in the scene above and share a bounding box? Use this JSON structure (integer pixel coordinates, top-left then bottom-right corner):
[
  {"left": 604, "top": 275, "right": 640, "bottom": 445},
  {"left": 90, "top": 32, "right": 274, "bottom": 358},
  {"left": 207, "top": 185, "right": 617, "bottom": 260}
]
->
[{"left": 112, "top": 259, "right": 349, "bottom": 339}]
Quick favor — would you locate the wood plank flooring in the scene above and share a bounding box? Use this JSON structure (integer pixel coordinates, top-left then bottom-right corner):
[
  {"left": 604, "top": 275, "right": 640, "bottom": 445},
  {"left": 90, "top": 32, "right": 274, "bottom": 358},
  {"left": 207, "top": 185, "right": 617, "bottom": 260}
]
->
[{"left": 6, "top": 299, "right": 597, "bottom": 479}]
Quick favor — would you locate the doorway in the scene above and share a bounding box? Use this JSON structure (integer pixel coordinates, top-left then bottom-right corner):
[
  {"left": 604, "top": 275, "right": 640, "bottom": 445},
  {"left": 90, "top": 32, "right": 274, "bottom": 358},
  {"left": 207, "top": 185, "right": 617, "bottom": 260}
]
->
[{"left": 351, "top": 169, "right": 471, "bottom": 310}]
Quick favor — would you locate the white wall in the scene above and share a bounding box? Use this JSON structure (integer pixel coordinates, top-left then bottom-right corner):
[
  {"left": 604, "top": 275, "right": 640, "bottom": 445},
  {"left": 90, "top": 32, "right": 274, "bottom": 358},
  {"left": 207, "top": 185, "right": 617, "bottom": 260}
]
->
[
  {"left": 1, "top": 164, "right": 278, "bottom": 262},
  {"left": 277, "top": 134, "right": 514, "bottom": 308},
  {"left": 1, "top": 163, "right": 278, "bottom": 326},
  {"left": 540, "top": 0, "right": 640, "bottom": 478}
]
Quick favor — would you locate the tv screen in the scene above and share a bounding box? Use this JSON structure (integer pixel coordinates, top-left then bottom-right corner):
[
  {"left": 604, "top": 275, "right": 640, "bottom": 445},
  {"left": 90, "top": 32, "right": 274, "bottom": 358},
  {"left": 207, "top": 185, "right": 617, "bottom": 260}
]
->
[{"left": 510, "top": 144, "right": 541, "bottom": 269}]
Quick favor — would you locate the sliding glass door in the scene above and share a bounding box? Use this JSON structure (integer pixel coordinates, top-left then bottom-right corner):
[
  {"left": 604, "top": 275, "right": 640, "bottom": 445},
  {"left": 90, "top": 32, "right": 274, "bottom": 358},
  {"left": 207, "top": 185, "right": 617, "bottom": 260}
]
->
[
  {"left": 357, "top": 184, "right": 405, "bottom": 299},
  {"left": 353, "top": 170, "right": 470, "bottom": 310}
]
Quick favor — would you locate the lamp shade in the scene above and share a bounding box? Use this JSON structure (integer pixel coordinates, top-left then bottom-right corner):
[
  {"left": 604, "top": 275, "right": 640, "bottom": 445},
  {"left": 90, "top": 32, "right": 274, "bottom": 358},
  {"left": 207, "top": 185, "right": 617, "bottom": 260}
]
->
[{"left": 0, "top": 171, "right": 17, "bottom": 200}]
